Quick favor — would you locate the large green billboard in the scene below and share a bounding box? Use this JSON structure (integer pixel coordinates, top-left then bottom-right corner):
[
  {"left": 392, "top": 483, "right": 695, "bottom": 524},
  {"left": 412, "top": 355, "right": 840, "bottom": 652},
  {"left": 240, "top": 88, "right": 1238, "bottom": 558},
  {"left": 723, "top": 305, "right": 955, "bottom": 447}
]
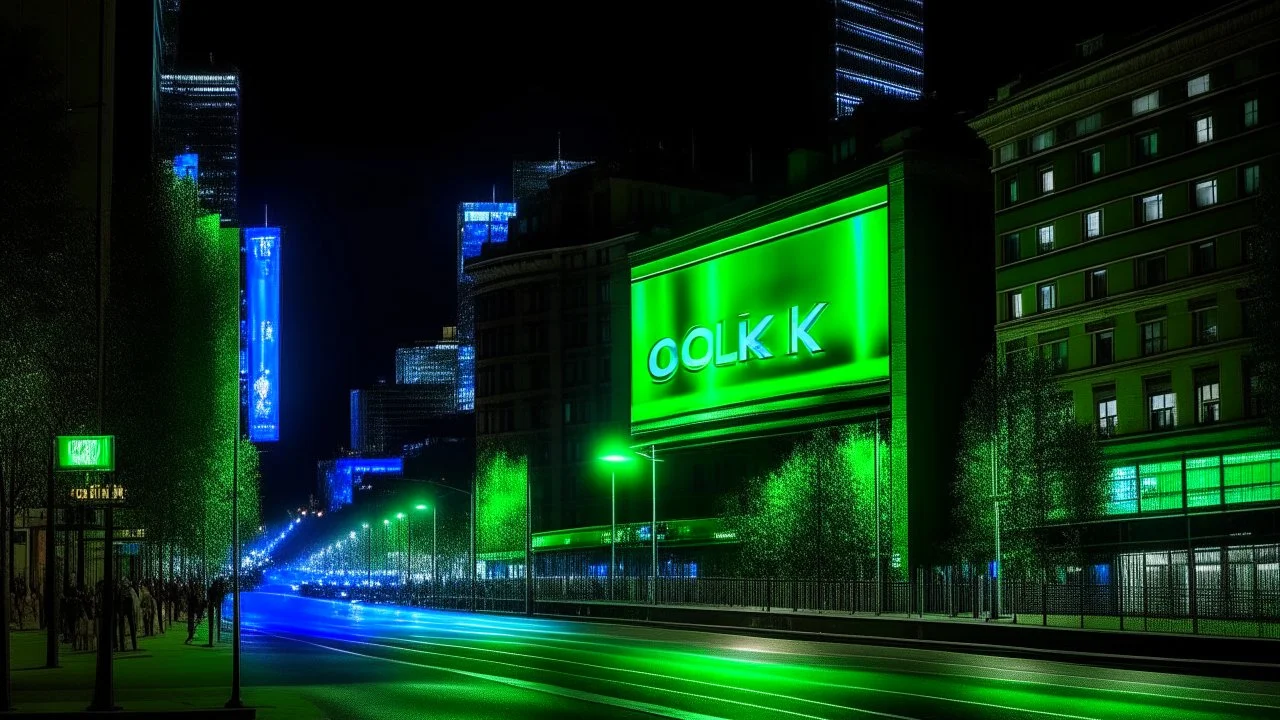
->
[{"left": 631, "top": 187, "right": 890, "bottom": 434}]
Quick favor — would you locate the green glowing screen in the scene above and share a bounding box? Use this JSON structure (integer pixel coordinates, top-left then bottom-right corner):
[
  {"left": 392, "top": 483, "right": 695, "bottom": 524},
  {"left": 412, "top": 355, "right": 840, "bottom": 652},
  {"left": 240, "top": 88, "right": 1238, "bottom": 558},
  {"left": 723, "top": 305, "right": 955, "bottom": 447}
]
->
[
  {"left": 55, "top": 435, "right": 116, "bottom": 472},
  {"left": 631, "top": 187, "right": 889, "bottom": 432}
]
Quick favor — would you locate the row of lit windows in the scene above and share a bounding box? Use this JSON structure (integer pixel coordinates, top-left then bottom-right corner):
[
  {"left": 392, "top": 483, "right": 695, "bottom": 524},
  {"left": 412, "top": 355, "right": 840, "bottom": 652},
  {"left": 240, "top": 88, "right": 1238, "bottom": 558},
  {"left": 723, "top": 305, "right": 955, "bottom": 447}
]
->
[
  {"left": 1089, "top": 360, "right": 1261, "bottom": 441},
  {"left": 1104, "top": 448, "right": 1280, "bottom": 516},
  {"left": 1000, "top": 98, "right": 1259, "bottom": 210},
  {"left": 1002, "top": 163, "right": 1259, "bottom": 266},
  {"left": 995, "top": 59, "right": 1258, "bottom": 165}
]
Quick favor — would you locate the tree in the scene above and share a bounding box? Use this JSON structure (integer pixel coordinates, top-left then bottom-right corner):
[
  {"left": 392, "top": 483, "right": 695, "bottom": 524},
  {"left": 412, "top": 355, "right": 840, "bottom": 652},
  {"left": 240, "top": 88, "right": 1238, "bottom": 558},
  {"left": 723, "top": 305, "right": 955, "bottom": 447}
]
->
[
  {"left": 1247, "top": 182, "right": 1280, "bottom": 437},
  {"left": 950, "top": 353, "right": 1108, "bottom": 579},
  {"left": 722, "top": 425, "right": 887, "bottom": 580},
  {"left": 476, "top": 442, "right": 527, "bottom": 556}
]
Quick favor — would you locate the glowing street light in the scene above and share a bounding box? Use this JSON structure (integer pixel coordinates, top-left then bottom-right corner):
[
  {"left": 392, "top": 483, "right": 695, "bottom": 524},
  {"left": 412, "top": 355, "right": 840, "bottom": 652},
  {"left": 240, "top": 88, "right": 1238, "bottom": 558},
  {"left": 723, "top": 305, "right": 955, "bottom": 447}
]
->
[{"left": 598, "top": 451, "right": 633, "bottom": 601}]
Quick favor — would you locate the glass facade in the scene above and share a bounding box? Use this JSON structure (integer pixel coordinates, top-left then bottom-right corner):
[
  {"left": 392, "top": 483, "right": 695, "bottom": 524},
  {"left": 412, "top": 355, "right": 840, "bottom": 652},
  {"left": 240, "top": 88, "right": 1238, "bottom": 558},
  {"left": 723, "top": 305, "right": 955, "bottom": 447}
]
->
[
  {"left": 1106, "top": 449, "right": 1280, "bottom": 516},
  {"left": 316, "top": 457, "right": 404, "bottom": 512},
  {"left": 832, "top": 0, "right": 924, "bottom": 117},
  {"left": 457, "top": 202, "right": 517, "bottom": 412},
  {"left": 512, "top": 159, "right": 593, "bottom": 205},
  {"left": 396, "top": 342, "right": 459, "bottom": 387},
  {"left": 160, "top": 72, "right": 240, "bottom": 226}
]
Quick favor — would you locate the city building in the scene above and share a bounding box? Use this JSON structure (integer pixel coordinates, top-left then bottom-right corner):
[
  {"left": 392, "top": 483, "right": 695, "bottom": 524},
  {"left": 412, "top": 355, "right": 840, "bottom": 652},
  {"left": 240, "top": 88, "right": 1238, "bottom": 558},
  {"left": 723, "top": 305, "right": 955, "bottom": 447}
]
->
[
  {"left": 160, "top": 68, "right": 240, "bottom": 226},
  {"left": 457, "top": 202, "right": 517, "bottom": 412},
  {"left": 473, "top": 147, "right": 990, "bottom": 577},
  {"left": 830, "top": 0, "right": 924, "bottom": 117},
  {"left": 396, "top": 328, "right": 460, "bottom": 394},
  {"left": 971, "top": 1, "right": 1279, "bottom": 599},
  {"left": 350, "top": 383, "right": 457, "bottom": 455},
  {"left": 317, "top": 456, "right": 404, "bottom": 512},
  {"left": 512, "top": 158, "right": 594, "bottom": 205},
  {"left": 468, "top": 160, "right": 736, "bottom": 534}
]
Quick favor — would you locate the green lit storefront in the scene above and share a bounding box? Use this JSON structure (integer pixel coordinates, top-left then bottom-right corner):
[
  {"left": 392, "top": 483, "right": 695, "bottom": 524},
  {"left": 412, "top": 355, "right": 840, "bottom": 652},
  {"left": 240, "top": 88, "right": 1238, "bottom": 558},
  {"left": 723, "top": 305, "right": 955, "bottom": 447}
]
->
[{"left": 526, "top": 152, "right": 991, "bottom": 586}]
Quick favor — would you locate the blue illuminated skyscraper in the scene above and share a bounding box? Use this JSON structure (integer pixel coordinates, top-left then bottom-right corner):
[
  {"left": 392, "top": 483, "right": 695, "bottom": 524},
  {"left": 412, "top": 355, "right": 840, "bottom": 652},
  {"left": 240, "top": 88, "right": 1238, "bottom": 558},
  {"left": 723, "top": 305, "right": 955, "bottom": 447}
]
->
[
  {"left": 160, "top": 70, "right": 240, "bottom": 226},
  {"left": 831, "top": 0, "right": 924, "bottom": 117},
  {"left": 456, "top": 201, "right": 516, "bottom": 412}
]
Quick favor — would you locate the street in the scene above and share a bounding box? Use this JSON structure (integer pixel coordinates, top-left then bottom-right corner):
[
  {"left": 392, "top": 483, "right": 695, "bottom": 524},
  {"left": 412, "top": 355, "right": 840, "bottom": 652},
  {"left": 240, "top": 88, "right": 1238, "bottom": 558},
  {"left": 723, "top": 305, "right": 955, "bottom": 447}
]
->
[{"left": 240, "top": 592, "right": 1280, "bottom": 719}]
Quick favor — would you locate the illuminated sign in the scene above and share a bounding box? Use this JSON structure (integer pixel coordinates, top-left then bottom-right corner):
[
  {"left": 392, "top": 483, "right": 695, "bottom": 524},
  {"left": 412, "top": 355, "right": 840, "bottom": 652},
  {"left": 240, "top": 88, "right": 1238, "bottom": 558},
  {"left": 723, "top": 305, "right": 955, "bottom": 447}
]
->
[
  {"left": 69, "top": 484, "right": 126, "bottom": 503},
  {"left": 55, "top": 435, "right": 115, "bottom": 472},
  {"left": 631, "top": 187, "right": 889, "bottom": 433},
  {"left": 246, "top": 227, "right": 282, "bottom": 442}
]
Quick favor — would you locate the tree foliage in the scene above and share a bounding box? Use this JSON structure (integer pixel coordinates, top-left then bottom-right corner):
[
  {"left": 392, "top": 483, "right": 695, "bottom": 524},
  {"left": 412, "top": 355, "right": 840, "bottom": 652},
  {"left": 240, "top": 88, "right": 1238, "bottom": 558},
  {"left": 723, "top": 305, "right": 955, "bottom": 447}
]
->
[
  {"left": 475, "top": 442, "right": 527, "bottom": 555},
  {"left": 722, "top": 425, "right": 887, "bottom": 580},
  {"left": 950, "top": 353, "right": 1107, "bottom": 578},
  {"left": 1247, "top": 182, "right": 1280, "bottom": 438}
]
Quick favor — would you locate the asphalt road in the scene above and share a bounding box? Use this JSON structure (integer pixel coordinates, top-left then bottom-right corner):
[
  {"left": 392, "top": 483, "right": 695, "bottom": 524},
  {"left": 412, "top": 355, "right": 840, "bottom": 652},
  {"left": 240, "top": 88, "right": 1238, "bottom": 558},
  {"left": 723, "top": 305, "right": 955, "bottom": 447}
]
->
[{"left": 241, "top": 592, "right": 1280, "bottom": 720}]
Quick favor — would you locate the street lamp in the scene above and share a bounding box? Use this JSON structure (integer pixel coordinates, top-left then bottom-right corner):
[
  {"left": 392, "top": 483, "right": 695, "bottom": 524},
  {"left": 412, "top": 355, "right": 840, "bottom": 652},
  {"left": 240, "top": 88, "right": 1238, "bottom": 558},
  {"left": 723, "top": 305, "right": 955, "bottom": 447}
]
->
[
  {"left": 396, "top": 513, "right": 407, "bottom": 594},
  {"left": 361, "top": 524, "right": 371, "bottom": 586},
  {"left": 412, "top": 505, "right": 436, "bottom": 606},
  {"left": 599, "top": 445, "right": 662, "bottom": 604},
  {"left": 599, "top": 453, "right": 631, "bottom": 601}
]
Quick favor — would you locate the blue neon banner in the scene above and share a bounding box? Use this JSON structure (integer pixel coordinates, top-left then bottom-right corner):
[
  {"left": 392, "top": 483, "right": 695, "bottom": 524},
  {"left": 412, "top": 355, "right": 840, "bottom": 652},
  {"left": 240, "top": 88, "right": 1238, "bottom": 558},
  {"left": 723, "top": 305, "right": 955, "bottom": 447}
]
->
[
  {"left": 174, "top": 152, "right": 199, "bottom": 183},
  {"left": 246, "top": 227, "right": 282, "bottom": 442}
]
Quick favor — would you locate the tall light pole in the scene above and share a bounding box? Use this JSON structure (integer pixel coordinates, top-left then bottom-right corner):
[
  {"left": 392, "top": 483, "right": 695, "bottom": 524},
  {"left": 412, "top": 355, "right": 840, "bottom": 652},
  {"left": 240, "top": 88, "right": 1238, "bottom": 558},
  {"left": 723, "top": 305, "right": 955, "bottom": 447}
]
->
[
  {"left": 599, "top": 454, "right": 630, "bottom": 602},
  {"left": 634, "top": 446, "right": 662, "bottom": 604},
  {"left": 396, "top": 513, "right": 408, "bottom": 595},
  {"left": 362, "top": 523, "right": 371, "bottom": 586},
  {"left": 382, "top": 519, "right": 390, "bottom": 583}
]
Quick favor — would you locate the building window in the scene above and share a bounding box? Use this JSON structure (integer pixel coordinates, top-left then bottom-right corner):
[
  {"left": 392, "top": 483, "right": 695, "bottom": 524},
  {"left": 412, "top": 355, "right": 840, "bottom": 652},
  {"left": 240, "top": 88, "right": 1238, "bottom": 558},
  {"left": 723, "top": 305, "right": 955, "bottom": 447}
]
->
[
  {"left": 1244, "top": 98, "right": 1258, "bottom": 128},
  {"left": 1037, "top": 282, "right": 1057, "bottom": 312},
  {"left": 1132, "top": 91, "right": 1160, "bottom": 115},
  {"left": 1081, "top": 148, "right": 1103, "bottom": 178},
  {"left": 1031, "top": 129, "right": 1055, "bottom": 152},
  {"left": 1037, "top": 224, "right": 1055, "bottom": 253},
  {"left": 1137, "top": 254, "right": 1166, "bottom": 287},
  {"left": 1003, "top": 177, "right": 1019, "bottom": 205},
  {"left": 1140, "top": 193, "right": 1164, "bottom": 223},
  {"left": 1194, "top": 115, "right": 1214, "bottom": 144},
  {"left": 1136, "top": 131, "right": 1159, "bottom": 161},
  {"left": 1186, "top": 73, "right": 1211, "bottom": 97},
  {"left": 1194, "top": 179, "right": 1218, "bottom": 208},
  {"left": 1095, "top": 385, "right": 1118, "bottom": 437},
  {"left": 598, "top": 316, "right": 612, "bottom": 344},
  {"left": 1041, "top": 340, "right": 1068, "bottom": 374},
  {"left": 1245, "top": 360, "right": 1265, "bottom": 417},
  {"left": 1193, "top": 306, "right": 1219, "bottom": 345},
  {"left": 1086, "top": 268, "right": 1108, "bottom": 300},
  {"left": 1094, "top": 330, "right": 1114, "bottom": 366},
  {"left": 1084, "top": 209, "right": 1102, "bottom": 239},
  {"left": 1141, "top": 318, "right": 1167, "bottom": 356},
  {"left": 1195, "top": 368, "right": 1220, "bottom": 424},
  {"left": 1242, "top": 165, "right": 1260, "bottom": 196},
  {"left": 1002, "top": 233, "right": 1020, "bottom": 264},
  {"left": 1146, "top": 377, "right": 1176, "bottom": 430},
  {"left": 1076, "top": 113, "right": 1101, "bottom": 136},
  {"left": 998, "top": 142, "right": 1017, "bottom": 164},
  {"left": 1192, "top": 240, "right": 1216, "bottom": 274},
  {"left": 1006, "top": 290, "right": 1023, "bottom": 320},
  {"left": 1039, "top": 166, "right": 1055, "bottom": 193},
  {"left": 597, "top": 278, "right": 611, "bottom": 304}
]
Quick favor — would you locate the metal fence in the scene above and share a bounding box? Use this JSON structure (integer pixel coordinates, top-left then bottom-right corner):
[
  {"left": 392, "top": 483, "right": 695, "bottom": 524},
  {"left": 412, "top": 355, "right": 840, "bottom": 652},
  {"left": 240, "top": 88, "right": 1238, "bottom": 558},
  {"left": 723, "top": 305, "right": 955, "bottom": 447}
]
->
[{"left": 399, "top": 572, "right": 1280, "bottom": 638}]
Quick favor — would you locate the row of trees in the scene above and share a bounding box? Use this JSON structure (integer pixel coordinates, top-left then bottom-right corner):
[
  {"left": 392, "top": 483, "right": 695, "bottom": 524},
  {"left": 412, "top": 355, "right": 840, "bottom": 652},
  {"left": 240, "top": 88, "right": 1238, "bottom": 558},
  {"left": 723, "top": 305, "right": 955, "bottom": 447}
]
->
[{"left": 1, "top": 23, "right": 260, "bottom": 593}]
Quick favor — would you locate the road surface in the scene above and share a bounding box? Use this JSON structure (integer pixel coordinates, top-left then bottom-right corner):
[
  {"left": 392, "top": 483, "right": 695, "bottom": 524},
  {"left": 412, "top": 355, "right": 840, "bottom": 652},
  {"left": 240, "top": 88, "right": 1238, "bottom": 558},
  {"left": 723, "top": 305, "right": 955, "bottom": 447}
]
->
[{"left": 241, "top": 592, "right": 1280, "bottom": 719}]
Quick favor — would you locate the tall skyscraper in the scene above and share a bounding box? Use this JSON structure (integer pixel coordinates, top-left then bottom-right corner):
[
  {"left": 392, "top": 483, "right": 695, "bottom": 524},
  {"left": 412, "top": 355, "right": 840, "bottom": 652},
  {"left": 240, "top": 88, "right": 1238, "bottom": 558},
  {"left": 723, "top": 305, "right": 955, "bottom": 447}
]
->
[
  {"left": 396, "top": 328, "right": 459, "bottom": 393},
  {"left": 456, "top": 202, "right": 517, "bottom": 411},
  {"left": 831, "top": 0, "right": 925, "bottom": 117},
  {"left": 160, "top": 69, "right": 240, "bottom": 226},
  {"left": 512, "top": 159, "right": 594, "bottom": 205},
  {"left": 350, "top": 385, "right": 456, "bottom": 455}
]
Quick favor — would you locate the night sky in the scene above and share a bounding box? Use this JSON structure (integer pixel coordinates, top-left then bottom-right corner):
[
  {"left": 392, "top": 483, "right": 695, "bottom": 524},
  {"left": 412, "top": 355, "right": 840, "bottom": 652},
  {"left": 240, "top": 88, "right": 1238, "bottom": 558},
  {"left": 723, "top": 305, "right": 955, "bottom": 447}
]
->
[{"left": 173, "top": 0, "right": 1172, "bottom": 517}]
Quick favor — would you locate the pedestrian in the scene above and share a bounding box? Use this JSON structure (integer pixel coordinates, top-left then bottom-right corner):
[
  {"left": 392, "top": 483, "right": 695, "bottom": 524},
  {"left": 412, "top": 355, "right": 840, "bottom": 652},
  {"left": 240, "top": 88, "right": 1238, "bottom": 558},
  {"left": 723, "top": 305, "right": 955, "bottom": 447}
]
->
[
  {"left": 184, "top": 579, "right": 202, "bottom": 644},
  {"left": 140, "top": 582, "right": 155, "bottom": 637}
]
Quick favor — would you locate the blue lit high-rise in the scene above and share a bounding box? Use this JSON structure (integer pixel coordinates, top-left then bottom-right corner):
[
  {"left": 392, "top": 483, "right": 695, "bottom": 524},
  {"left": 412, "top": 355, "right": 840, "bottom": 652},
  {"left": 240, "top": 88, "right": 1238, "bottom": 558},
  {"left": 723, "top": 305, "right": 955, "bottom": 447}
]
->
[
  {"left": 160, "top": 69, "right": 240, "bottom": 226},
  {"left": 456, "top": 201, "right": 516, "bottom": 412},
  {"left": 832, "top": 0, "right": 924, "bottom": 116}
]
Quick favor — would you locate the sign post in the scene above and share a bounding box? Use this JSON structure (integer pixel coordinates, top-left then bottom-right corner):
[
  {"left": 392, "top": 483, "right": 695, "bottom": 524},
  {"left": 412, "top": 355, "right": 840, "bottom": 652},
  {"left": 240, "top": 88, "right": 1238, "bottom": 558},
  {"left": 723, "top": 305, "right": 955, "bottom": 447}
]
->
[{"left": 57, "top": 435, "right": 122, "bottom": 712}]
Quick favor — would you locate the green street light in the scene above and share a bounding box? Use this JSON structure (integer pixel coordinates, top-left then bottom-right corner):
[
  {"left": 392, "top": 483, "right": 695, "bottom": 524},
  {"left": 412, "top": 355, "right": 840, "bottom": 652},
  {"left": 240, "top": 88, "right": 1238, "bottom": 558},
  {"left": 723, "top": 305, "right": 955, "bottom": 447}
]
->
[
  {"left": 414, "top": 504, "right": 427, "bottom": 510},
  {"left": 396, "top": 512, "right": 405, "bottom": 519},
  {"left": 361, "top": 523, "right": 369, "bottom": 529},
  {"left": 600, "top": 454, "right": 630, "bottom": 464},
  {"left": 596, "top": 451, "right": 635, "bottom": 601},
  {"left": 383, "top": 519, "right": 390, "bottom": 525}
]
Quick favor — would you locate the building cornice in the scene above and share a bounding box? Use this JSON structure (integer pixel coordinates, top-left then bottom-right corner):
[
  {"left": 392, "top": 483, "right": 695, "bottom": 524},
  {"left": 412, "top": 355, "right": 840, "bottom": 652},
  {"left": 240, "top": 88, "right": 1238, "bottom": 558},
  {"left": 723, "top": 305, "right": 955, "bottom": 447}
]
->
[{"left": 971, "top": 3, "right": 1278, "bottom": 142}]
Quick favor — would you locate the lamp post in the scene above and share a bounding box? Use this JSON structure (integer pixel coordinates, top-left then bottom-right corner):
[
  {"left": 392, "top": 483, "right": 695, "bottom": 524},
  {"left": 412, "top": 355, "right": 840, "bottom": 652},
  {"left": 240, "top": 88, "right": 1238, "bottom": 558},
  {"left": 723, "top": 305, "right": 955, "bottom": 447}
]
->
[
  {"left": 599, "top": 454, "right": 629, "bottom": 601},
  {"left": 396, "top": 513, "right": 408, "bottom": 600},
  {"left": 382, "top": 519, "right": 390, "bottom": 584},
  {"left": 362, "top": 523, "right": 371, "bottom": 587},
  {"left": 600, "top": 448, "right": 662, "bottom": 604}
]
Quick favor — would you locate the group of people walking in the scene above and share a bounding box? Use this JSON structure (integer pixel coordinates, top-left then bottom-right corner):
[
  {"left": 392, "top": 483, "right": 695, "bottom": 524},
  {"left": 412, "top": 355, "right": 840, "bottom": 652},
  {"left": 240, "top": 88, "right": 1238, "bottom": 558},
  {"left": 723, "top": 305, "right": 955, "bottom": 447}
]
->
[{"left": 7, "top": 575, "right": 235, "bottom": 653}]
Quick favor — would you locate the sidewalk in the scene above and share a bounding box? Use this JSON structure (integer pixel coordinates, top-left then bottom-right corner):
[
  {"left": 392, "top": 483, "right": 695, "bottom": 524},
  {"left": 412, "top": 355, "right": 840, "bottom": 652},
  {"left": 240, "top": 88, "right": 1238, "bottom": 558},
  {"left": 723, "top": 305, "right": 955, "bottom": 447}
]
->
[{"left": 8, "top": 619, "right": 310, "bottom": 717}]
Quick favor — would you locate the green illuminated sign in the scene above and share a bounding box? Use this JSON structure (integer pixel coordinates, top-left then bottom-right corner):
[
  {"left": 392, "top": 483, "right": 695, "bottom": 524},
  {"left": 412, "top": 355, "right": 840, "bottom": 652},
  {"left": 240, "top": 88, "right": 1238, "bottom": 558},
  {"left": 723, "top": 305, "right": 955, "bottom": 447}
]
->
[
  {"left": 631, "top": 188, "right": 890, "bottom": 432},
  {"left": 55, "top": 435, "right": 116, "bottom": 472}
]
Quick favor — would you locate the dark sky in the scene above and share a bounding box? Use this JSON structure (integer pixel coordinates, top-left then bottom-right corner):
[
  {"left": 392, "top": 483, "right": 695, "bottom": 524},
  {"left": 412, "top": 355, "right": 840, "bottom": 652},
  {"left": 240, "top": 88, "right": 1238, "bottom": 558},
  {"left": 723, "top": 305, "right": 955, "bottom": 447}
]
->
[{"left": 173, "top": 0, "right": 1171, "bottom": 518}]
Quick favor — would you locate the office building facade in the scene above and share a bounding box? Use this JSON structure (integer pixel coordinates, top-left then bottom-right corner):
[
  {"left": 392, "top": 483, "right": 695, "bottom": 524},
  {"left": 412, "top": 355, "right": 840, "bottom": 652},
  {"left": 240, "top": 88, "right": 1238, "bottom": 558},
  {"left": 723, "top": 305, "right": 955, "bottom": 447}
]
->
[
  {"left": 457, "top": 202, "right": 517, "bottom": 412},
  {"left": 160, "top": 70, "right": 240, "bottom": 226},
  {"left": 396, "top": 329, "right": 460, "bottom": 394},
  {"left": 513, "top": 159, "right": 594, "bottom": 205},
  {"left": 972, "top": 2, "right": 1279, "bottom": 597},
  {"left": 350, "top": 384, "right": 457, "bottom": 455},
  {"left": 831, "top": 0, "right": 924, "bottom": 117}
]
